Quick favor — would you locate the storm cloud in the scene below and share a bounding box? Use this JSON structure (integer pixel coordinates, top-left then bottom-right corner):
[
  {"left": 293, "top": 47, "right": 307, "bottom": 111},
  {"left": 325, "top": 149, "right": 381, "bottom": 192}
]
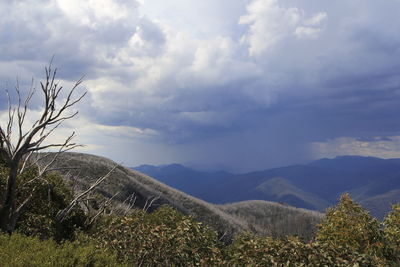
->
[{"left": 1, "top": 0, "right": 400, "bottom": 172}]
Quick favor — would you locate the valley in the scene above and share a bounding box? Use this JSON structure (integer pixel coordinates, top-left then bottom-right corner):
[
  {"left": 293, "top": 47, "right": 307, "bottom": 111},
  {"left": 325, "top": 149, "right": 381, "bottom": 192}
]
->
[{"left": 135, "top": 156, "right": 400, "bottom": 219}]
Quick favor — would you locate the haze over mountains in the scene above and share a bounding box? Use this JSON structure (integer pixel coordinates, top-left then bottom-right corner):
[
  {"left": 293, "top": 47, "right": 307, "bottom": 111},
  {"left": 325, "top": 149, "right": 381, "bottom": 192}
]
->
[{"left": 134, "top": 156, "right": 400, "bottom": 219}]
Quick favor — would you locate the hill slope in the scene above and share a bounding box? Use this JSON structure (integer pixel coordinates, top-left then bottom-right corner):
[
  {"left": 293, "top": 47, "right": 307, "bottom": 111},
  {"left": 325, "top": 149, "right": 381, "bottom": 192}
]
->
[
  {"left": 218, "top": 200, "right": 323, "bottom": 239},
  {"left": 135, "top": 156, "right": 400, "bottom": 218},
  {"left": 47, "top": 153, "right": 245, "bottom": 239},
  {"left": 134, "top": 164, "right": 232, "bottom": 202},
  {"left": 48, "top": 152, "right": 322, "bottom": 240}
]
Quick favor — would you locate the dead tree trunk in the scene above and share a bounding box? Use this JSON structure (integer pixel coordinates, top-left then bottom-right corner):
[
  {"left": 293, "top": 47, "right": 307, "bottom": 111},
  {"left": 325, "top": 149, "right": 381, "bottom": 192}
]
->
[
  {"left": 0, "top": 162, "right": 18, "bottom": 233},
  {"left": 0, "top": 62, "right": 86, "bottom": 234}
]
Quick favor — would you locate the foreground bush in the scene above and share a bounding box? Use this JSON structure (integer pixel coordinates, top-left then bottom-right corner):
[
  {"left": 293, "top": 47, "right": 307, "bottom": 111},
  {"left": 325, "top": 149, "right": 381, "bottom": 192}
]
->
[
  {"left": 2, "top": 183, "right": 400, "bottom": 266},
  {"left": 383, "top": 203, "right": 400, "bottom": 258},
  {"left": 91, "top": 205, "right": 223, "bottom": 266},
  {"left": 0, "top": 164, "right": 87, "bottom": 241},
  {"left": 0, "top": 232, "right": 123, "bottom": 267},
  {"left": 316, "top": 194, "right": 384, "bottom": 253},
  {"left": 224, "top": 194, "right": 400, "bottom": 267},
  {"left": 226, "top": 233, "right": 378, "bottom": 266},
  {"left": 316, "top": 193, "right": 397, "bottom": 266}
]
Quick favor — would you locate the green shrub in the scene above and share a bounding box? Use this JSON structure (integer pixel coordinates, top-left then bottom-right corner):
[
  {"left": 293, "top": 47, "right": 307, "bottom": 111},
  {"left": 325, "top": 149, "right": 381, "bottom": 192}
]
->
[
  {"left": 316, "top": 194, "right": 384, "bottom": 253},
  {"left": 91, "top": 205, "right": 223, "bottom": 266},
  {"left": 225, "top": 233, "right": 376, "bottom": 266},
  {"left": 0, "top": 232, "right": 124, "bottom": 267},
  {"left": 225, "top": 195, "right": 400, "bottom": 266},
  {"left": 383, "top": 203, "right": 400, "bottom": 262},
  {"left": 315, "top": 193, "right": 398, "bottom": 266},
  {"left": 0, "top": 164, "right": 87, "bottom": 241},
  {"left": 4, "top": 159, "right": 400, "bottom": 267}
]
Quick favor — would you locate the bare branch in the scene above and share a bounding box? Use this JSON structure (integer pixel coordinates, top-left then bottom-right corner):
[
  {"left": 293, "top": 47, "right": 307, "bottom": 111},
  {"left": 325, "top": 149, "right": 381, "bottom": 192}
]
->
[
  {"left": 5, "top": 90, "right": 15, "bottom": 153},
  {"left": 56, "top": 164, "right": 119, "bottom": 222},
  {"left": 19, "top": 151, "right": 34, "bottom": 174},
  {"left": 9, "top": 186, "right": 38, "bottom": 231},
  {"left": 143, "top": 195, "right": 160, "bottom": 212},
  {"left": 121, "top": 193, "right": 137, "bottom": 215},
  {"left": 16, "top": 79, "right": 35, "bottom": 150},
  {"left": 87, "top": 191, "right": 120, "bottom": 225},
  {"left": 0, "top": 61, "right": 86, "bottom": 233}
]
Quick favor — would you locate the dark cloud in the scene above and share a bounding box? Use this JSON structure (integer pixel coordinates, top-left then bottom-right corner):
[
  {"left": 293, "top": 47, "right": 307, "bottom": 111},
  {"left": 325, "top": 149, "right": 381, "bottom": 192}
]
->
[
  {"left": 2, "top": 0, "right": 400, "bottom": 171},
  {"left": 0, "top": 0, "right": 142, "bottom": 80}
]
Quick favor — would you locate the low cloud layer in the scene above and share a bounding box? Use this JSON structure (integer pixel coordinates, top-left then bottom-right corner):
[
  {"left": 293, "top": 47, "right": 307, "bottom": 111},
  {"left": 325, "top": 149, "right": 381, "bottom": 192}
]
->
[{"left": 1, "top": 0, "right": 400, "bottom": 172}]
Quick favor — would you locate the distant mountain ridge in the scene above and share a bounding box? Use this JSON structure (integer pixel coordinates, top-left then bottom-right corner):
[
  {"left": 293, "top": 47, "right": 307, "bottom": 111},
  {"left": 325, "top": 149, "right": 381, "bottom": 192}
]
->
[
  {"left": 134, "top": 156, "right": 400, "bottom": 218},
  {"left": 134, "top": 164, "right": 233, "bottom": 202},
  {"left": 45, "top": 152, "right": 322, "bottom": 240}
]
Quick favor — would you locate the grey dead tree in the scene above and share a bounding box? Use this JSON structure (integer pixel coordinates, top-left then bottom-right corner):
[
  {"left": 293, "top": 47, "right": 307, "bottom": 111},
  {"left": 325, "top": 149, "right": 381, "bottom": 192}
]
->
[
  {"left": 0, "top": 63, "right": 86, "bottom": 233},
  {"left": 55, "top": 164, "right": 119, "bottom": 223}
]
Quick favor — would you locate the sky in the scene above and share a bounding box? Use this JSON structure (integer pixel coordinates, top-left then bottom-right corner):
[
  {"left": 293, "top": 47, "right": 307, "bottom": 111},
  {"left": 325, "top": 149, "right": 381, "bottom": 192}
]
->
[{"left": 1, "top": 0, "right": 400, "bottom": 172}]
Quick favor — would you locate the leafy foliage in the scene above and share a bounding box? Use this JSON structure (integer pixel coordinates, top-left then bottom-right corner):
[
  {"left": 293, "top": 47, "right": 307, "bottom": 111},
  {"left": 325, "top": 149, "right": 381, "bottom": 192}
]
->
[
  {"left": 0, "top": 163, "right": 87, "bottom": 241},
  {"left": 383, "top": 203, "right": 400, "bottom": 258},
  {"left": 2, "top": 157, "right": 400, "bottom": 267},
  {"left": 91, "top": 205, "right": 223, "bottom": 266},
  {"left": 226, "top": 233, "right": 377, "bottom": 266},
  {"left": 316, "top": 194, "right": 388, "bottom": 262},
  {"left": 0, "top": 232, "right": 123, "bottom": 267},
  {"left": 223, "top": 194, "right": 400, "bottom": 266}
]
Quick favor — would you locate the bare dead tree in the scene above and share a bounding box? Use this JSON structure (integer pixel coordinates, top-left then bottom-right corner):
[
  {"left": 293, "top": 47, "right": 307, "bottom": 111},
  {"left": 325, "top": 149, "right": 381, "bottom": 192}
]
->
[
  {"left": 0, "top": 63, "right": 86, "bottom": 233},
  {"left": 55, "top": 164, "right": 118, "bottom": 222},
  {"left": 121, "top": 192, "right": 137, "bottom": 216},
  {"left": 143, "top": 195, "right": 160, "bottom": 212},
  {"left": 86, "top": 191, "right": 120, "bottom": 225}
]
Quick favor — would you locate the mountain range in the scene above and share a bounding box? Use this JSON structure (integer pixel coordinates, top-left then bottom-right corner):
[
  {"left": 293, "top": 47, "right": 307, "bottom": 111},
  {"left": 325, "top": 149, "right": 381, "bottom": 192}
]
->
[
  {"left": 46, "top": 152, "right": 322, "bottom": 241},
  {"left": 134, "top": 156, "right": 400, "bottom": 219}
]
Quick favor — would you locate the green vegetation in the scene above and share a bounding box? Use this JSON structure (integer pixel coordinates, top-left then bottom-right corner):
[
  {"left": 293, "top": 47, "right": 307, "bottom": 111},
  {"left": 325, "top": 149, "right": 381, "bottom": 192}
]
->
[
  {"left": 1, "top": 156, "right": 400, "bottom": 266},
  {"left": 91, "top": 206, "right": 223, "bottom": 266},
  {"left": 0, "top": 163, "right": 86, "bottom": 241},
  {"left": 224, "top": 194, "right": 400, "bottom": 266},
  {"left": 383, "top": 203, "right": 400, "bottom": 257},
  {"left": 227, "top": 234, "right": 377, "bottom": 266},
  {"left": 316, "top": 194, "right": 387, "bottom": 260},
  {"left": 0, "top": 233, "right": 122, "bottom": 267}
]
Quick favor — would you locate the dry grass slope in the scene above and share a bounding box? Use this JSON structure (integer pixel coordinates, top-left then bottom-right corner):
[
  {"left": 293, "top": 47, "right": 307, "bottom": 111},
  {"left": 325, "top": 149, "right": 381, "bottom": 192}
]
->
[
  {"left": 46, "top": 152, "right": 323, "bottom": 240},
  {"left": 47, "top": 152, "right": 246, "bottom": 239},
  {"left": 219, "top": 200, "right": 324, "bottom": 240}
]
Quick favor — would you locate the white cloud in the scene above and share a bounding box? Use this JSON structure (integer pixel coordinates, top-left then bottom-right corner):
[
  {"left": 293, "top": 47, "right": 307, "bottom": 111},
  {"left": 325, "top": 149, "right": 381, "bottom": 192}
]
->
[
  {"left": 56, "top": 0, "right": 137, "bottom": 27},
  {"left": 304, "top": 12, "right": 327, "bottom": 26},
  {"left": 239, "top": 0, "right": 327, "bottom": 56},
  {"left": 239, "top": 0, "right": 302, "bottom": 56},
  {"left": 294, "top": 26, "right": 321, "bottom": 39},
  {"left": 295, "top": 12, "right": 327, "bottom": 39},
  {"left": 309, "top": 136, "right": 400, "bottom": 159}
]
